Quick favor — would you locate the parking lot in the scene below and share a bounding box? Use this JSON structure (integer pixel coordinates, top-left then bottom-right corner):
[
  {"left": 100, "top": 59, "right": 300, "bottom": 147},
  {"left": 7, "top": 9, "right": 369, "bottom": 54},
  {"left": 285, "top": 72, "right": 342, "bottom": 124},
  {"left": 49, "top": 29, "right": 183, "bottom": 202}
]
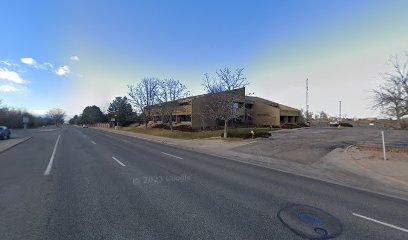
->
[{"left": 233, "top": 127, "right": 408, "bottom": 164}]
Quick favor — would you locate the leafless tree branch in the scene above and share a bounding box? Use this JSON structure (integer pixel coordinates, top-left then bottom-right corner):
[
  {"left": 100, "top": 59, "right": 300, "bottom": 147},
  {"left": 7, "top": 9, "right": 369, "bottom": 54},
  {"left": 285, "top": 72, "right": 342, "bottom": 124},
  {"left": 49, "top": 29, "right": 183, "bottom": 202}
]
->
[
  {"left": 372, "top": 53, "right": 408, "bottom": 128},
  {"left": 127, "top": 77, "right": 160, "bottom": 129},
  {"left": 157, "top": 78, "right": 189, "bottom": 131}
]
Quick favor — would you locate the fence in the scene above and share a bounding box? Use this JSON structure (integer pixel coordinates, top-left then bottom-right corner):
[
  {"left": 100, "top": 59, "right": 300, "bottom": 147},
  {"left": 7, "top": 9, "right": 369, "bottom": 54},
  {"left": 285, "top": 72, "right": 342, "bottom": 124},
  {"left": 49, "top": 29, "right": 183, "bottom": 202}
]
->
[{"left": 89, "top": 123, "right": 111, "bottom": 128}]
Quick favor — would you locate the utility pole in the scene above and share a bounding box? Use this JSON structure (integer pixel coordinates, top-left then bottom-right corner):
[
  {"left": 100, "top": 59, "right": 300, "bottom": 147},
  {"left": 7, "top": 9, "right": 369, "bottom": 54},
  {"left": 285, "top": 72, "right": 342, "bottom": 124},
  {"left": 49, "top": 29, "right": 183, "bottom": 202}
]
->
[
  {"left": 338, "top": 100, "right": 342, "bottom": 121},
  {"left": 306, "top": 78, "right": 309, "bottom": 124}
]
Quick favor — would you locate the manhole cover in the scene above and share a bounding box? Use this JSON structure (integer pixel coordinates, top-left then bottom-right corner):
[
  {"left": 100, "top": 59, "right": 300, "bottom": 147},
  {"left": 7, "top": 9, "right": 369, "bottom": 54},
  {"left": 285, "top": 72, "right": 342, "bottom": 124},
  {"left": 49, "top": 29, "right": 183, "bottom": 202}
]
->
[{"left": 278, "top": 204, "right": 342, "bottom": 239}]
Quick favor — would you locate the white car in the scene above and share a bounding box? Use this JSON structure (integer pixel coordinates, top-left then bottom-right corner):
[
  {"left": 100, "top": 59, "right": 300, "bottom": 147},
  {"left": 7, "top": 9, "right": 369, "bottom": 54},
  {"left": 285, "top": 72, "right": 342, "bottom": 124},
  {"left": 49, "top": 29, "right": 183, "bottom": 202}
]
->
[{"left": 82, "top": 124, "right": 88, "bottom": 128}]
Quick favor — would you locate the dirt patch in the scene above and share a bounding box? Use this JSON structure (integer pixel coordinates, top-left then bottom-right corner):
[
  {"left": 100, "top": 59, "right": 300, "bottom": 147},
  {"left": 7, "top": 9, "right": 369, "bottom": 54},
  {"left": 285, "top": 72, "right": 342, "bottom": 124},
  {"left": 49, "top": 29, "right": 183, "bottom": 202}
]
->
[
  {"left": 352, "top": 146, "right": 408, "bottom": 162},
  {"left": 318, "top": 147, "right": 408, "bottom": 196},
  {"left": 357, "top": 145, "right": 408, "bottom": 153}
]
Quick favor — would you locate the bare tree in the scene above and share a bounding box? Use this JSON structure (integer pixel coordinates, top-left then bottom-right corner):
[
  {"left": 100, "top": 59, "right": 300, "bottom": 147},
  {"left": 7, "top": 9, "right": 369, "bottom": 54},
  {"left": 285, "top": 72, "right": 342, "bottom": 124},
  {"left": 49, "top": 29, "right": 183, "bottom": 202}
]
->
[
  {"left": 202, "top": 73, "right": 225, "bottom": 93},
  {"left": 202, "top": 67, "right": 248, "bottom": 93},
  {"left": 158, "top": 78, "right": 189, "bottom": 131},
  {"left": 47, "top": 108, "right": 66, "bottom": 126},
  {"left": 127, "top": 77, "right": 160, "bottom": 129},
  {"left": 201, "top": 67, "right": 248, "bottom": 137},
  {"left": 372, "top": 53, "right": 408, "bottom": 128},
  {"left": 319, "top": 110, "right": 328, "bottom": 119},
  {"left": 203, "top": 89, "right": 243, "bottom": 138},
  {"left": 196, "top": 110, "right": 210, "bottom": 131}
]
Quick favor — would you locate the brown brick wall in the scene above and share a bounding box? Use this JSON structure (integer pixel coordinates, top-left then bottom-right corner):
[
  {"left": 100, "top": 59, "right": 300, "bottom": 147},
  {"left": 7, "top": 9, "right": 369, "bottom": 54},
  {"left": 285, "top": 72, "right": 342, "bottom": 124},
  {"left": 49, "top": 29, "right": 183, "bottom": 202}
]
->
[{"left": 250, "top": 102, "right": 280, "bottom": 126}]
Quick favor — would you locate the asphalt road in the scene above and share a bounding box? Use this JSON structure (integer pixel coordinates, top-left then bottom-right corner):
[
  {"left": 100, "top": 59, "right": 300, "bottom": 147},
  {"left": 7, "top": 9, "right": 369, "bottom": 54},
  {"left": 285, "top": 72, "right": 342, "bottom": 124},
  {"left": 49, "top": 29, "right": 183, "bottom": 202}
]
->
[
  {"left": 9, "top": 126, "right": 61, "bottom": 138},
  {"left": 0, "top": 126, "right": 407, "bottom": 239}
]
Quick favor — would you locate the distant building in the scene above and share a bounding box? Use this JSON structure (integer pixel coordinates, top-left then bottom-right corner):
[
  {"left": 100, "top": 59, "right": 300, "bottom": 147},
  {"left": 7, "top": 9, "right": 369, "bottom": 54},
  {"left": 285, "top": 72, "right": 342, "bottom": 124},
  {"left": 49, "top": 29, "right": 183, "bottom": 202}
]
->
[{"left": 149, "top": 88, "right": 300, "bottom": 129}]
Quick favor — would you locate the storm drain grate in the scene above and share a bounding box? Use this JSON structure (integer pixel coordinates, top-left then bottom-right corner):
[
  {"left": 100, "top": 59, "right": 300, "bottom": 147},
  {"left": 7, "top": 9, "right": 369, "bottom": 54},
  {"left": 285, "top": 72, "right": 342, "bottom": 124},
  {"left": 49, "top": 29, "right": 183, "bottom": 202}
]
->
[{"left": 278, "top": 204, "right": 342, "bottom": 239}]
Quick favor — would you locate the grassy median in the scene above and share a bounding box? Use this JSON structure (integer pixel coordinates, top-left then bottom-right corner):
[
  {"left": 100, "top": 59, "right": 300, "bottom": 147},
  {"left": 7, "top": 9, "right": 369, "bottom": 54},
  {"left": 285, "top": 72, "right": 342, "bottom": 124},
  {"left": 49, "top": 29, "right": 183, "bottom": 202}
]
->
[{"left": 122, "top": 127, "right": 273, "bottom": 140}]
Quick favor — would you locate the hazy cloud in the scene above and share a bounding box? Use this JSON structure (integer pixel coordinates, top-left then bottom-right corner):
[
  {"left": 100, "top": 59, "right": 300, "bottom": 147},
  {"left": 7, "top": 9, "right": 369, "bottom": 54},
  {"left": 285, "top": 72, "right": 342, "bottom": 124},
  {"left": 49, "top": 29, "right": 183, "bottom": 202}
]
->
[
  {"left": 44, "top": 62, "right": 54, "bottom": 68},
  {"left": 55, "top": 65, "right": 70, "bottom": 76},
  {"left": 21, "top": 57, "right": 53, "bottom": 70},
  {"left": 0, "top": 68, "right": 27, "bottom": 84},
  {"left": 21, "top": 57, "right": 36, "bottom": 65},
  {"left": 11, "top": 57, "right": 75, "bottom": 77},
  {"left": 29, "top": 109, "right": 48, "bottom": 116},
  {"left": 0, "top": 60, "right": 12, "bottom": 66},
  {"left": 0, "top": 84, "right": 19, "bottom": 92},
  {"left": 70, "top": 56, "right": 80, "bottom": 61}
]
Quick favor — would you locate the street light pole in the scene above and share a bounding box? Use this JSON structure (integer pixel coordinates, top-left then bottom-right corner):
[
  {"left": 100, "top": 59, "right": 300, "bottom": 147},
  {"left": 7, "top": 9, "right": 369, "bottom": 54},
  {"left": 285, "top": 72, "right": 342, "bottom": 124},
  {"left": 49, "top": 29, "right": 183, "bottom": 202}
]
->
[
  {"left": 306, "top": 78, "right": 309, "bottom": 125},
  {"left": 339, "top": 100, "right": 342, "bottom": 121}
]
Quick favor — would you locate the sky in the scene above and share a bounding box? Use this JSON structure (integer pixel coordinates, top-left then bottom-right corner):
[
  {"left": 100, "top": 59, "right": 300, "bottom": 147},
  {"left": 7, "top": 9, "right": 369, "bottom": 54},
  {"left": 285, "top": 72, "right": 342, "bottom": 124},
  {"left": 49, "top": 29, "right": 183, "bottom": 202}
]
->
[{"left": 1, "top": 0, "right": 408, "bottom": 119}]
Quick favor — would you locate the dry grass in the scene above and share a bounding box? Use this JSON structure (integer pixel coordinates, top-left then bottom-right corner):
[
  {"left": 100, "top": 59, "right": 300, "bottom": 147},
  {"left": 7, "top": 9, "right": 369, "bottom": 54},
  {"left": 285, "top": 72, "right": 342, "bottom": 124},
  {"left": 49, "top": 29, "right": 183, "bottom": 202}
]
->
[
  {"left": 122, "top": 127, "right": 273, "bottom": 140},
  {"left": 122, "top": 127, "right": 225, "bottom": 139},
  {"left": 357, "top": 146, "right": 408, "bottom": 153}
]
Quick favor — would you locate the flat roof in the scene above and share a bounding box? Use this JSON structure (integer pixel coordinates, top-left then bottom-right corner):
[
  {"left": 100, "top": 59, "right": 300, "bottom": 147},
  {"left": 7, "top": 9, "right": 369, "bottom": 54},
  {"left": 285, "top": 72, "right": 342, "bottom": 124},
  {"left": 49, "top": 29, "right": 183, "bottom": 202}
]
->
[
  {"left": 245, "top": 96, "right": 299, "bottom": 112},
  {"left": 245, "top": 96, "right": 279, "bottom": 107}
]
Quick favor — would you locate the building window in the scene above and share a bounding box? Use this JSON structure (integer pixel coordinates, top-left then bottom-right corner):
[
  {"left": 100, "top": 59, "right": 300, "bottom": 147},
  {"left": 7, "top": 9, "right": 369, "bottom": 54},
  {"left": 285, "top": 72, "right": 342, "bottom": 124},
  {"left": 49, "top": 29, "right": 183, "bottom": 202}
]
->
[
  {"left": 180, "top": 115, "right": 191, "bottom": 122},
  {"left": 179, "top": 101, "right": 191, "bottom": 106}
]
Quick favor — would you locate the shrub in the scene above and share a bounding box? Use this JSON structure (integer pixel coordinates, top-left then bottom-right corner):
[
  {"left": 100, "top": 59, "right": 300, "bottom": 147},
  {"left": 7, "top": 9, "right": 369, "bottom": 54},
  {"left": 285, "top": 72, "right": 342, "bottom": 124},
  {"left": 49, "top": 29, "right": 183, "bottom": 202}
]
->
[
  {"left": 221, "top": 129, "right": 271, "bottom": 139},
  {"left": 152, "top": 123, "right": 168, "bottom": 129},
  {"left": 152, "top": 123, "right": 194, "bottom": 132},
  {"left": 173, "top": 125, "right": 194, "bottom": 132},
  {"left": 339, "top": 122, "right": 353, "bottom": 127},
  {"left": 297, "top": 122, "right": 309, "bottom": 127},
  {"left": 280, "top": 123, "right": 301, "bottom": 129}
]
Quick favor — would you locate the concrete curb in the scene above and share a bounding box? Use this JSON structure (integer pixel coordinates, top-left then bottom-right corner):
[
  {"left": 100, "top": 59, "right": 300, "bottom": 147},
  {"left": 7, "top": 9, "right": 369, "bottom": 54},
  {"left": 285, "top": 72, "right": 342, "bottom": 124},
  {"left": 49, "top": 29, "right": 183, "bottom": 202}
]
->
[
  {"left": 346, "top": 147, "right": 408, "bottom": 188},
  {"left": 0, "top": 137, "right": 32, "bottom": 154},
  {"left": 344, "top": 144, "right": 355, "bottom": 152}
]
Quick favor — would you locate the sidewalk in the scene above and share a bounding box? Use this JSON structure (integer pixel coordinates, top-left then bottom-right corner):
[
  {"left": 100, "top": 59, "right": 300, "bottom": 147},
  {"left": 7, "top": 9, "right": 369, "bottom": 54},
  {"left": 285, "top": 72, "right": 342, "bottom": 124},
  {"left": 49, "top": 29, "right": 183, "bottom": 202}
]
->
[
  {"left": 93, "top": 127, "right": 408, "bottom": 200},
  {"left": 319, "top": 147, "right": 408, "bottom": 190},
  {"left": 0, "top": 137, "right": 32, "bottom": 154}
]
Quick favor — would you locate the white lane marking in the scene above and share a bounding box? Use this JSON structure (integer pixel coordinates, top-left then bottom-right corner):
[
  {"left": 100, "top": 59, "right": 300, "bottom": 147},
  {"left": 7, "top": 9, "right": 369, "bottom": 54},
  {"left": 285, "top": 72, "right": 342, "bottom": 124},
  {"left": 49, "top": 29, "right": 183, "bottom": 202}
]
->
[
  {"left": 161, "top": 152, "right": 183, "bottom": 159},
  {"left": 44, "top": 134, "right": 61, "bottom": 176},
  {"left": 352, "top": 212, "right": 408, "bottom": 233},
  {"left": 112, "top": 157, "right": 126, "bottom": 167},
  {"left": 91, "top": 141, "right": 96, "bottom": 145}
]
